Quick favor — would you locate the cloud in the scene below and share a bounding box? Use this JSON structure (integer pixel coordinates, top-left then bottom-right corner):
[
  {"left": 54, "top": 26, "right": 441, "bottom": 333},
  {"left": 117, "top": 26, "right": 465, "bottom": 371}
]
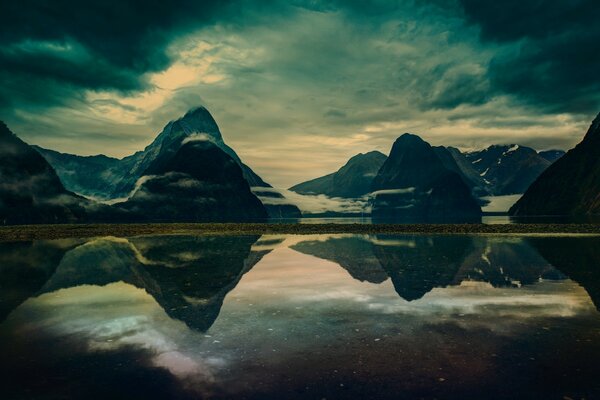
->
[
  {"left": 459, "top": 0, "right": 600, "bottom": 114},
  {"left": 181, "top": 133, "right": 215, "bottom": 145},
  {"left": 370, "top": 187, "right": 416, "bottom": 196},
  {"left": 253, "top": 187, "right": 368, "bottom": 215}
]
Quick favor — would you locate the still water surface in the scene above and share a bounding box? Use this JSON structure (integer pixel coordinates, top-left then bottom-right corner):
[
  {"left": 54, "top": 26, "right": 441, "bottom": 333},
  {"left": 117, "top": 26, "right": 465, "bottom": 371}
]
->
[{"left": 1, "top": 234, "right": 600, "bottom": 399}]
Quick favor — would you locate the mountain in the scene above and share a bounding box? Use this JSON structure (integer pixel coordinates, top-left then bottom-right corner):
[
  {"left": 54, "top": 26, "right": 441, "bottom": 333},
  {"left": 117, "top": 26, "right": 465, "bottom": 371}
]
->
[
  {"left": 538, "top": 149, "right": 565, "bottom": 163},
  {"left": 432, "top": 146, "right": 488, "bottom": 196},
  {"left": 118, "top": 140, "right": 268, "bottom": 222},
  {"left": 35, "top": 106, "right": 301, "bottom": 218},
  {"left": 465, "top": 144, "right": 551, "bottom": 195},
  {"left": 111, "top": 106, "right": 269, "bottom": 198},
  {"left": 32, "top": 146, "right": 121, "bottom": 200},
  {"left": 289, "top": 151, "right": 387, "bottom": 198},
  {"left": 509, "top": 113, "right": 600, "bottom": 216},
  {"left": 370, "top": 133, "right": 481, "bottom": 221},
  {"left": 0, "top": 121, "right": 95, "bottom": 224}
]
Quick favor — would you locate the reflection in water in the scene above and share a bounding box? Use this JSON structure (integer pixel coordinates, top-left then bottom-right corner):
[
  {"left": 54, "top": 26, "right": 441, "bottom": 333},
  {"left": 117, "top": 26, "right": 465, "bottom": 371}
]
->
[
  {"left": 1, "top": 234, "right": 600, "bottom": 399},
  {"left": 291, "top": 235, "right": 563, "bottom": 301},
  {"left": 38, "top": 235, "right": 274, "bottom": 332}
]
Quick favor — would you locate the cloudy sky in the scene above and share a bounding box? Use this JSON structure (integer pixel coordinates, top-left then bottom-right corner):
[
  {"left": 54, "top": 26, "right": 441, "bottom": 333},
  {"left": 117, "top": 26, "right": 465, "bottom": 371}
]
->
[{"left": 1, "top": 0, "right": 599, "bottom": 187}]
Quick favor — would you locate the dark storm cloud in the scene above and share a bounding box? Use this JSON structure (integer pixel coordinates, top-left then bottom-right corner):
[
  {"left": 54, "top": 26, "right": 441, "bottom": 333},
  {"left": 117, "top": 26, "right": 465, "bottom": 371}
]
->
[
  {"left": 0, "top": 0, "right": 232, "bottom": 108},
  {"left": 460, "top": 0, "right": 600, "bottom": 114}
]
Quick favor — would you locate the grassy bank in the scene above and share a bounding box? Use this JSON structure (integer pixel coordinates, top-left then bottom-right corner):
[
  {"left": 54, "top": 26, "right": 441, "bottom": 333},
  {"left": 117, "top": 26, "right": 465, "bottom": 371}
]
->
[{"left": 1, "top": 223, "right": 600, "bottom": 241}]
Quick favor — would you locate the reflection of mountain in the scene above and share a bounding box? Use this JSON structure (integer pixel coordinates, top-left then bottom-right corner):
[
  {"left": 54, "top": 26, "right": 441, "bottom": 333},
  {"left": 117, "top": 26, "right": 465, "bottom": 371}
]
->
[
  {"left": 528, "top": 237, "right": 600, "bottom": 310},
  {"left": 0, "top": 240, "right": 81, "bottom": 321},
  {"left": 291, "top": 237, "right": 387, "bottom": 283},
  {"left": 36, "top": 235, "right": 268, "bottom": 332},
  {"left": 455, "top": 237, "right": 559, "bottom": 287},
  {"left": 373, "top": 235, "right": 473, "bottom": 301},
  {"left": 292, "top": 235, "right": 567, "bottom": 301}
]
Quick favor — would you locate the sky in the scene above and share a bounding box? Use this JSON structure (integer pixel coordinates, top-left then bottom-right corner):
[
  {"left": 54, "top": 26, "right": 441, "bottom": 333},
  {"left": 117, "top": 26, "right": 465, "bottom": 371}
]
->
[{"left": 1, "top": 0, "right": 599, "bottom": 188}]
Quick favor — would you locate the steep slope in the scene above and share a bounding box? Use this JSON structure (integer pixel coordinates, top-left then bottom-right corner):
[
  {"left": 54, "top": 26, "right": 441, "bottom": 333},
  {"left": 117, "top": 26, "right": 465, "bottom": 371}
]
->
[
  {"left": 510, "top": 113, "right": 600, "bottom": 216},
  {"left": 465, "top": 144, "right": 551, "bottom": 195},
  {"left": 538, "top": 149, "right": 565, "bottom": 163},
  {"left": 289, "top": 151, "right": 387, "bottom": 198},
  {"left": 0, "top": 121, "right": 93, "bottom": 224},
  {"left": 432, "top": 146, "right": 488, "bottom": 195},
  {"left": 33, "top": 146, "right": 121, "bottom": 200},
  {"left": 118, "top": 139, "right": 268, "bottom": 221},
  {"left": 370, "top": 133, "right": 481, "bottom": 221}
]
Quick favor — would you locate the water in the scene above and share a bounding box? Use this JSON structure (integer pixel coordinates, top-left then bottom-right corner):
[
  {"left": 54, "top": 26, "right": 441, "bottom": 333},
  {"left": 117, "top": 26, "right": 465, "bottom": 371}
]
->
[{"left": 1, "top": 234, "right": 600, "bottom": 399}]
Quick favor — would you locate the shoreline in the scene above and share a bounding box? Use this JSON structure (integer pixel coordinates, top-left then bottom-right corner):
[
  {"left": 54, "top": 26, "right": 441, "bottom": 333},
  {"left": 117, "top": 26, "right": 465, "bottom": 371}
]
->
[{"left": 1, "top": 223, "right": 600, "bottom": 241}]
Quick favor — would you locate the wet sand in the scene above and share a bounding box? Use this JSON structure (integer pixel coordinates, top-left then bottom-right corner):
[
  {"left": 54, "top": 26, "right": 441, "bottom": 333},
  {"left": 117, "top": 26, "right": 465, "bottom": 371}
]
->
[{"left": 1, "top": 222, "right": 600, "bottom": 241}]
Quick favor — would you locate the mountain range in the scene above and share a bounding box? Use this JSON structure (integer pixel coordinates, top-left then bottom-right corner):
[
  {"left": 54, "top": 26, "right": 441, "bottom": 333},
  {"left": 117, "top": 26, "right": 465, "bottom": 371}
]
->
[
  {"left": 290, "top": 141, "right": 564, "bottom": 200},
  {"left": 0, "top": 108, "right": 294, "bottom": 223},
  {"left": 4, "top": 105, "right": 600, "bottom": 223}
]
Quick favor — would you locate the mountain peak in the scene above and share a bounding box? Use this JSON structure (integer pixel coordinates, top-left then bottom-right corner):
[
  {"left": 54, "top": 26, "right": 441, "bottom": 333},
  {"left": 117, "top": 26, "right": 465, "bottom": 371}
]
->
[
  {"left": 174, "top": 106, "right": 222, "bottom": 139},
  {"left": 396, "top": 132, "right": 424, "bottom": 142},
  {"left": 390, "top": 133, "right": 431, "bottom": 154}
]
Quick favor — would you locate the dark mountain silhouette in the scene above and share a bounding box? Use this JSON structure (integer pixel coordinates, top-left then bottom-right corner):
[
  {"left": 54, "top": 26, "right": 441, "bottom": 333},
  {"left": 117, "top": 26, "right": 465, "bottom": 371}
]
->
[
  {"left": 0, "top": 121, "right": 100, "bottom": 224},
  {"left": 35, "top": 107, "right": 301, "bottom": 218},
  {"left": 289, "top": 151, "right": 387, "bottom": 198},
  {"left": 370, "top": 133, "right": 481, "bottom": 221},
  {"left": 510, "top": 112, "right": 600, "bottom": 216},
  {"left": 432, "top": 146, "right": 488, "bottom": 196},
  {"left": 118, "top": 140, "right": 268, "bottom": 221}
]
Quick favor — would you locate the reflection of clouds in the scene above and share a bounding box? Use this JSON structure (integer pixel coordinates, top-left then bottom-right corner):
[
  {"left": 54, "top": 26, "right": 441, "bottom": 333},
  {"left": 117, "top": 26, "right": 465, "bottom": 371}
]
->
[
  {"left": 12, "top": 282, "right": 219, "bottom": 390},
  {"left": 367, "top": 280, "right": 594, "bottom": 322}
]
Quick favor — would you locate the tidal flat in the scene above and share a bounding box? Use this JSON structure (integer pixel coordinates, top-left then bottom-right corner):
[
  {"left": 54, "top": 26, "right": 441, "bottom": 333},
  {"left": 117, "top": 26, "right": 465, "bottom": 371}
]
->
[{"left": 1, "top": 222, "right": 600, "bottom": 241}]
